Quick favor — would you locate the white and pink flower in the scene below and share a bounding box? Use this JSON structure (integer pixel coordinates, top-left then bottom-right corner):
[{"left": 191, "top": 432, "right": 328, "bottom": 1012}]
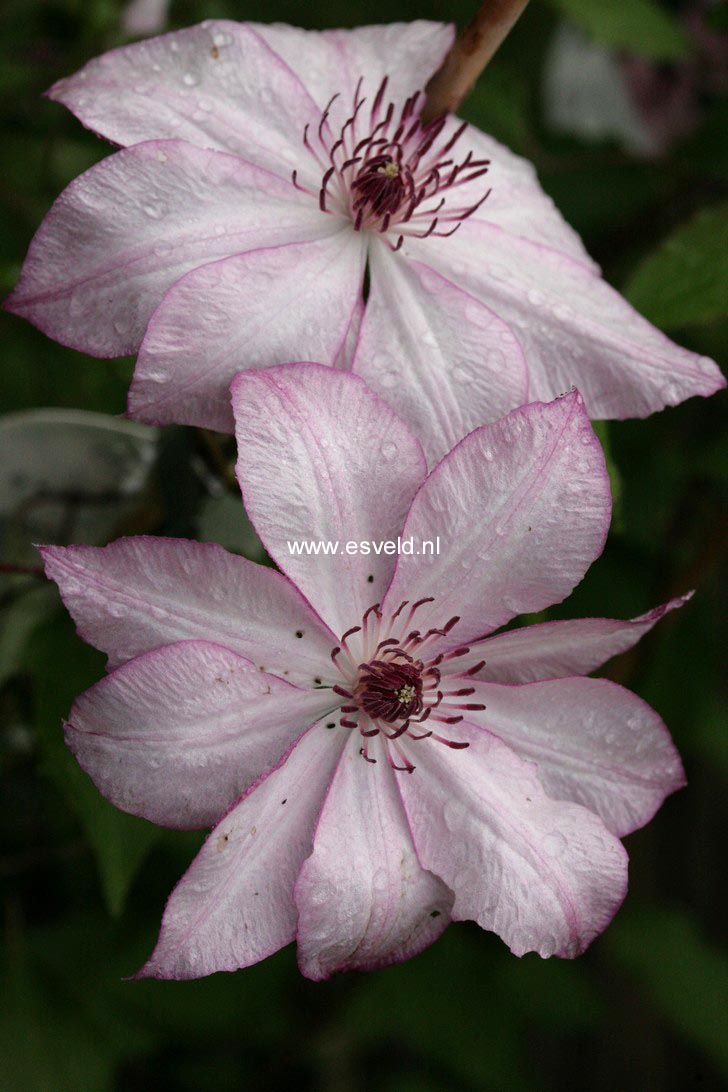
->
[
  {"left": 42, "top": 366, "right": 686, "bottom": 979},
  {"left": 6, "top": 20, "right": 723, "bottom": 462}
]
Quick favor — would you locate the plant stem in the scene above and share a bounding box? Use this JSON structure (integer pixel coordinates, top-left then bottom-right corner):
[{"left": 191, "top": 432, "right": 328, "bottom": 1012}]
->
[
  {"left": 0, "top": 561, "right": 46, "bottom": 579},
  {"left": 422, "top": 0, "right": 530, "bottom": 123}
]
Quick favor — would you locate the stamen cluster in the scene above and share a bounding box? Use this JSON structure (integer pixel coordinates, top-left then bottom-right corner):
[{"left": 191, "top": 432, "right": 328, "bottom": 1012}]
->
[
  {"left": 331, "top": 598, "right": 486, "bottom": 772},
  {"left": 293, "top": 77, "right": 491, "bottom": 250}
]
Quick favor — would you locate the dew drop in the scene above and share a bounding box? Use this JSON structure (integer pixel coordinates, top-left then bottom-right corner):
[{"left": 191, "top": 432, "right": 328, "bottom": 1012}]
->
[
  {"left": 380, "top": 440, "right": 398, "bottom": 460},
  {"left": 143, "top": 202, "right": 167, "bottom": 220},
  {"left": 543, "top": 831, "right": 567, "bottom": 857},
  {"left": 464, "top": 300, "right": 485, "bottom": 324},
  {"left": 444, "top": 799, "right": 467, "bottom": 831},
  {"left": 372, "top": 867, "right": 389, "bottom": 894},
  {"left": 452, "top": 363, "right": 473, "bottom": 384},
  {"left": 183, "top": 72, "right": 200, "bottom": 87}
]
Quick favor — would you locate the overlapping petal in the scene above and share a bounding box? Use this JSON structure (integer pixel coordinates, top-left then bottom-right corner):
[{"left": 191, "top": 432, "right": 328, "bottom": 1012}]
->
[
  {"left": 67, "top": 641, "right": 337, "bottom": 829},
  {"left": 47, "top": 21, "right": 324, "bottom": 180},
  {"left": 354, "top": 242, "right": 528, "bottom": 464},
  {"left": 294, "top": 735, "right": 453, "bottom": 980},
  {"left": 398, "top": 724, "right": 628, "bottom": 958},
  {"left": 253, "top": 21, "right": 454, "bottom": 126},
  {"left": 382, "top": 391, "right": 610, "bottom": 647},
  {"left": 463, "top": 677, "right": 685, "bottom": 836},
  {"left": 40, "top": 538, "right": 337, "bottom": 686},
  {"left": 412, "top": 220, "right": 725, "bottom": 417},
  {"left": 131, "top": 230, "right": 365, "bottom": 430},
  {"left": 454, "top": 595, "right": 692, "bottom": 682},
  {"left": 5, "top": 140, "right": 323, "bottom": 356},
  {"left": 138, "top": 723, "right": 345, "bottom": 979},
  {"left": 232, "top": 364, "right": 427, "bottom": 635}
]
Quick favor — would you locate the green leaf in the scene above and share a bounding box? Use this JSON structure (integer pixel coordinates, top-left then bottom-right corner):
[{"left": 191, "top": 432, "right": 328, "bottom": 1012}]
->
[
  {"left": 0, "top": 960, "right": 117, "bottom": 1092},
  {"left": 625, "top": 201, "right": 728, "bottom": 329},
  {"left": 26, "top": 612, "right": 160, "bottom": 916},
  {"left": 546, "top": 0, "right": 689, "bottom": 61},
  {"left": 608, "top": 907, "right": 728, "bottom": 1076},
  {"left": 0, "top": 583, "right": 58, "bottom": 689}
]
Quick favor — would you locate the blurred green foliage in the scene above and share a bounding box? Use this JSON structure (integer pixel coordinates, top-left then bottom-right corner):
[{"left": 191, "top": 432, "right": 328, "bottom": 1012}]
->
[{"left": 1, "top": 0, "right": 726, "bottom": 1089}]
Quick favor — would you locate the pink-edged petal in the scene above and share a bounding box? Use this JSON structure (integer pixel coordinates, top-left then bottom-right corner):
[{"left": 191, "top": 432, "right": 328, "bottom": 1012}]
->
[
  {"left": 333, "top": 294, "right": 365, "bottom": 370},
  {"left": 455, "top": 594, "right": 692, "bottom": 682},
  {"left": 253, "top": 21, "right": 454, "bottom": 126},
  {"left": 294, "top": 734, "right": 453, "bottom": 981},
  {"left": 5, "top": 140, "right": 323, "bottom": 357},
  {"left": 354, "top": 242, "right": 528, "bottom": 464},
  {"left": 398, "top": 725, "right": 628, "bottom": 958},
  {"left": 411, "top": 220, "right": 724, "bottom": 417},
  {"left": 382, "top": 391, "right": 610, "bottom": 649},
  {"left": 232, "top": 364, "right": 427, "bottom": 636},
  {"left": 464, "top": 126, "right": 598, "bottom": 268},
  {"left": 47, "top": 21, "right": 324, "bottom": 181},
  {"left": 463, "top": 677, "right": 685, "bottom": 837},
  {"left": 40, "top": 538, "right": 337, "bottom": 686},
  {"left": 137, "top": 722, "right": 346, "bottom": 979},
  {"left": 130, "top": 229, "right": 365, "bottom": 431},
  {"left": 67, "top": 640, "right": 337, "bottom": 829}
]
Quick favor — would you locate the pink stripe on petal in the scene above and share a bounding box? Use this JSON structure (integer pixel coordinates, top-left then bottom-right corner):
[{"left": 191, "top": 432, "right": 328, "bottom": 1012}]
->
[
  {"left": 454, "top": 594, "right": 692, "bottom": 682},
  {"left": 129, "top": 230, "right": 365, "bottom": 431},
  {"left": 382, "top": 391, "right": 611, "bottom": 649},
  {"left": 40, "top": 537, "right": 337, "bottom": 686},
  {"left": 253, "top": 21, "right": 454, "bottom": 128},
  {"left": 67, "top": 640, "right": 338, "bottom": 829},
  {"left": 355, "top": 242, "right": 528, "bottom": 465},
  {"left": 414, "top": 219, "right": 724, "bottom": 417},
  {"left": 232, "top": 364, "right": 427, "bottom": 637},
  {"left": 136, "top": 721, "right": 345, "bottom": 980},
  {"left": 463, "top": 676, "right": 685, "bottom": 836},
  {"left": 5, "top": 140, "right": 321, "bottom": 357},
  {"left": 47, "top": 21, "right": 324, "bottom": 180},
  {"left": 294, "top": 733, "right": 452, "bottom": 980},
  {"left": 398, "top": 724, "right": 628, "bottom": 959}
]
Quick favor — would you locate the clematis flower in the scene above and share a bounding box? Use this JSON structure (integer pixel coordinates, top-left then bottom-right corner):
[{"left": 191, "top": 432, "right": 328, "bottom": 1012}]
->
[
  {"left": 42, "top": 365, "right": 686, "bottom": 979},
  {"left": 6, "top": 20, "right": 724, "bottom": 463}
]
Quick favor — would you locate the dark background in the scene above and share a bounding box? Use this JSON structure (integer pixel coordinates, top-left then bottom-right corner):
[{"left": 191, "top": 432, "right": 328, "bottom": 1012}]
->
[{"left": 1, "top": 1, "right": 726, "bottom": 1089}]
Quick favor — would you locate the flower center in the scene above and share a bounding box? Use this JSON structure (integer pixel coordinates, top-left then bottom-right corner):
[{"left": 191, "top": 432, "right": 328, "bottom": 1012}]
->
[
  {"left": 330, "top": 598, "right": 486, "bottom": 772},
  {"left": 356, "top": 656, "right": 424, "bottom": 722},
  {"left": 292, "top": 77, "right": 491, "bottom": 251}
]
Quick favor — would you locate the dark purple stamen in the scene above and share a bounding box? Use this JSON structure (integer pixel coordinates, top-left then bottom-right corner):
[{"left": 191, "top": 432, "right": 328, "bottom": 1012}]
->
[{"left": 293, "top": 76, "right": 491, "bottom": 251}]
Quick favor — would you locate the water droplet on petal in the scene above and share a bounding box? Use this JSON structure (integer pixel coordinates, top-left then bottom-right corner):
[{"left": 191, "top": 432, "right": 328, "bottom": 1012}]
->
[
  {"left": 183, "top": 72, "right": 200, "bottom": 87},
  {"left": 452, "top": 363, "right": 473, "bottom": 384},
  {"left": 380, "top": 440, "right": 398, "bottom": 460},
  {"left": 543, "top": 832, "right": 567, "bottom": 857},
  {"left": 143, "top": 202, "right": 167, "bottom": 220}
]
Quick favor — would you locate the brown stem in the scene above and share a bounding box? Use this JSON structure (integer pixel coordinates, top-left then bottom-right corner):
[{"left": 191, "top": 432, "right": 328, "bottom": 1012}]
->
[
  {"left": 422, "top": 0, "right": 530, "bottom": 123},
  {"left": 0, "top": 561, "right": 47, "bottom": 579}
]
